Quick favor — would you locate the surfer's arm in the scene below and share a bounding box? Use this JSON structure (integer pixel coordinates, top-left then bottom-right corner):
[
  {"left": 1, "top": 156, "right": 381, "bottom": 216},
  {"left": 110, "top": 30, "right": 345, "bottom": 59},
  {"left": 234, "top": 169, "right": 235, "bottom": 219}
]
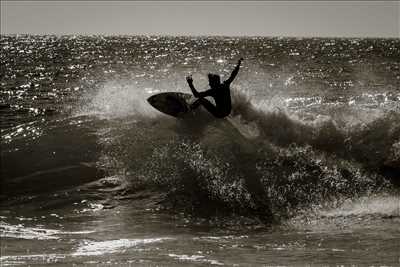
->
[
  {"left": 187, "top": 75, "right": 201, "bottom": 97},
  {"left": 225, "top": 58, "right": 243, "bottom": 85},
  {"left": 187, "top": 76, "right": 213, "bottom": 98}
]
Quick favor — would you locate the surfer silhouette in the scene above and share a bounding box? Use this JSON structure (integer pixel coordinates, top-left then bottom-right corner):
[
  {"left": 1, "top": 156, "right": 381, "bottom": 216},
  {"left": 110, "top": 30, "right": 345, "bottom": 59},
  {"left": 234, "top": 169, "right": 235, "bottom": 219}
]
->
[{"left": 186, "top": 58, "right": 243, "bottom": 118}]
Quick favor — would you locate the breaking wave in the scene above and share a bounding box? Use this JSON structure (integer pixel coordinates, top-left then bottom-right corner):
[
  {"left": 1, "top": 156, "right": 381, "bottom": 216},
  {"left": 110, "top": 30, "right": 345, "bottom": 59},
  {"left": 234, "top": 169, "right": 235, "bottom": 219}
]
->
[{"left": 2, "top": 80, "right": 399, "bottom": 224}]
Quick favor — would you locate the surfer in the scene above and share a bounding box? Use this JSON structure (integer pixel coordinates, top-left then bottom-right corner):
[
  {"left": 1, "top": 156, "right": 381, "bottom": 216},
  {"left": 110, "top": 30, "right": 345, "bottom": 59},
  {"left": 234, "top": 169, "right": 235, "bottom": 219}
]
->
[{"left": 186, "top": 58, "right": 243, "bottom": 118}]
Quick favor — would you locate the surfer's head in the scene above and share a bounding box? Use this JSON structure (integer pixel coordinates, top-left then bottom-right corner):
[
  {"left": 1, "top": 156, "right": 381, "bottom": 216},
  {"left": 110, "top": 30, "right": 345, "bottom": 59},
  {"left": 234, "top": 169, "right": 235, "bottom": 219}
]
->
[{"left": 208, "top": 73, "right": 221, "bottom": 88}]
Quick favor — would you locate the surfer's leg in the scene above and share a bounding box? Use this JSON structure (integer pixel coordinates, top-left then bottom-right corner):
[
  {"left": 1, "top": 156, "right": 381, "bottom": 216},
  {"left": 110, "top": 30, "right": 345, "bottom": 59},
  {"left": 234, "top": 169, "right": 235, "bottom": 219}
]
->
[
  {"left": 191, "top": 98, "right": 220, "bottom": 117},
  {"left": 190, "top": 99, "right": 202, "bottom": 110}
]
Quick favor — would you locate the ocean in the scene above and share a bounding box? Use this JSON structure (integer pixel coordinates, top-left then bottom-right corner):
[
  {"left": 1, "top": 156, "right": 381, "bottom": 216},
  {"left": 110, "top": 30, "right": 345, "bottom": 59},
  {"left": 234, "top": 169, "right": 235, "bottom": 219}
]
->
[{"left": 1, "top": 35, "right": 399, "bottom": 266}]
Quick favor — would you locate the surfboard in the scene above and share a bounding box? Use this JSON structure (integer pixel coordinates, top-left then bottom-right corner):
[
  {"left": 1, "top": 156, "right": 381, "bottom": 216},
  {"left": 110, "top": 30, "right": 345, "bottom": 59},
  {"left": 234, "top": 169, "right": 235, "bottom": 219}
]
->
[{"left": 147, "top": 92, "right": 197, "bottom": 118}]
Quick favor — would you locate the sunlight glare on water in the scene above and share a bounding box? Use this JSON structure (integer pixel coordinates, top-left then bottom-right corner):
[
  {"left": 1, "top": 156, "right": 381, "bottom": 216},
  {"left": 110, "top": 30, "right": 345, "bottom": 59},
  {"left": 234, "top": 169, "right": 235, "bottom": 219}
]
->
[{"left": 1, "top": 35, "right": 399, "bottom": 266}]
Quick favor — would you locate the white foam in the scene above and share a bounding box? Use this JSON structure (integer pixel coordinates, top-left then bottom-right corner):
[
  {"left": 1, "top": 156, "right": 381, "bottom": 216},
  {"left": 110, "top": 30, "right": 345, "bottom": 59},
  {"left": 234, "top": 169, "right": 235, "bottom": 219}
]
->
[
  {"left": 73, "top": 237, "right": 173, "bottom": 256},
  {"left": 193, "top": 235, "right": 248, "bottom": 241},
  {"left": 168, "top": 253, "right": 224, "bottom": 265},
  {"left": 77, "top": 80, "right": 159, "bottom": 119},
  {"left": 321, "top": 195, "right": 400, "bottom": 218},
  {"left": 0, "top": 222, "right": 60, "bottom": 240},
  {"left": 0, "top": 221, "right": 95, "bottom": 240},
  {"left": 0, "top": 254, "right": 66, "bottom": 265}
]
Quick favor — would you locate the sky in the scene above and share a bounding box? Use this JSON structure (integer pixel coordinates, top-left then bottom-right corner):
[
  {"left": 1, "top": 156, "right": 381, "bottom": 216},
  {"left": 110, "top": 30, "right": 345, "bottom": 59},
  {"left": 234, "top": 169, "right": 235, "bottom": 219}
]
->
[{"left": 1, "top": 1, "right": 399, "bottom": 38}]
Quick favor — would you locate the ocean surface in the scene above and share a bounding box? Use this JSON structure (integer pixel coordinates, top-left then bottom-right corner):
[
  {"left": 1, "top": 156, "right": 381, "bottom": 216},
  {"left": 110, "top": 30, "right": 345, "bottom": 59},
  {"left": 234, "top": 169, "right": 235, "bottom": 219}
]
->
[{"left": 1, "top": 35, "right": 399, "bottom": 266}]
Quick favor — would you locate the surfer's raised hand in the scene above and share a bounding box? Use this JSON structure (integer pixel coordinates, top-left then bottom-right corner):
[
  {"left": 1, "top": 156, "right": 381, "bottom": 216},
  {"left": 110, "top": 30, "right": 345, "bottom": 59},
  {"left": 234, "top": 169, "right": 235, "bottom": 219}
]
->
[
  {"left": 225, "top": 59, "right": 243, "bottom": 85},
  {"left": 186, "top": 75, "right": 200, "bottom": 97},
  {"left": 186, "top": 75, "right": 193, "bottom": 84}
]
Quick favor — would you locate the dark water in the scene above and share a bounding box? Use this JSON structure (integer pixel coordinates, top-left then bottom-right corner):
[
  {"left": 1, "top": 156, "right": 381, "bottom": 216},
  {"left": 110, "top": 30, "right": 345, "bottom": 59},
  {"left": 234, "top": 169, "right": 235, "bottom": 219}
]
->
[{"left": 1, "top": 35, "right": 400, "bottom": 266}]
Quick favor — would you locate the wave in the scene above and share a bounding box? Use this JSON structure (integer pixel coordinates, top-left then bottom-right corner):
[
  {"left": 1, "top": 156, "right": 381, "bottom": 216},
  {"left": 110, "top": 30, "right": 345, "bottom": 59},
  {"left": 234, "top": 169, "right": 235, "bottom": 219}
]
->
[
  {"left": 2, "top": 82, "right": 399, "bottom": 223},
  {"left": 231, "top": 90, "right": 400, "bottom": 179}
]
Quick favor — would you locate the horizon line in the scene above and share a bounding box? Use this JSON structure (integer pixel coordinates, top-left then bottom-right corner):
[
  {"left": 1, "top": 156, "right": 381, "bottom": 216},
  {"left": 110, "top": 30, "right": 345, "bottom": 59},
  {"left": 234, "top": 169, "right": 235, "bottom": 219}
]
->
[{"left": 1, "top": 33, "right": 399, "bottom": 39}]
